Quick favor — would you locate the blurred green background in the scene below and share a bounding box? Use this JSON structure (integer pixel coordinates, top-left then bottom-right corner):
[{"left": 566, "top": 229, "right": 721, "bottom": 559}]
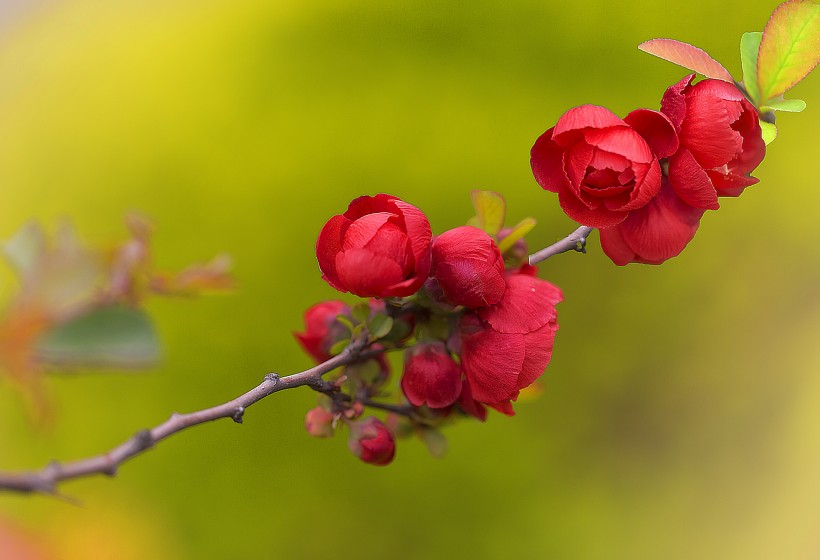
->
[{"left": 1, "top": 0, "right": 818, "bottom": 558}]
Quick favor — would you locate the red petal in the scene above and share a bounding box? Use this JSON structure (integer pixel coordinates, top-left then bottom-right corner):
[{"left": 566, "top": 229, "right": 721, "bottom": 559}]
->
[
  {"left": 564, "top": 142, "right": 595, "bottom": 190},
  {"left": 613, "top": 180, "right": 705, "bottom": 265},
  {"left": 599, "top": 224, "right": 638, "bottom": 266},
  {"left": 667, "top": 149, "right": 719, "bottom": 210},
  {"left": 478, "top": 274, "right": 563, "bottom": 334},
  {"left": 457, "top": 379, "right": 488, "bottom": 422},
  {"left": 623, "top": 108, "right": 679, "bottom": 158},
  {"left": 336, "top": 248, "right": 404, "bottom": 297},
  {"left": 519, "top": 322, "right": 558, "bottom": 388},
  {"left": 553, "top": 105, "right": 625, "bottom": 146},
  {"left": 460, "top": 325, "right": 525, "bottom": 404},
  {"left": 531, "top": 128, "right": 568, "bottom": 193},
  {"left": 682, "top": 87, "right": 744, "bottom": 169},
  {"left": 316, "top": 214, "right": 350, "bottom": 292},
  {"left": 344, "top": 193, "right": 398, "bottom": 220},
  {"left": 391, "top": 198, "right": 433, "bottom": 287},
  {"left": 618, "top": 159, "right": 661, "bottom": 211},
  {"left": 707, "top": 171, "right": 759, "bottom": 197},
  {"left": 558, "top": 187, "right": 629, "bottom": 228},
  {"left": 584, "top": 127, "right": 654, "bottom": 164},
  {"left": 660, "top": 74, "right": 695, "bottom": 130},
  {"left": 487, "top": 400, "right": 516, "bottom": 416},
  {"left": 342, "top": 213, "right": 397, "bottom": 250}
]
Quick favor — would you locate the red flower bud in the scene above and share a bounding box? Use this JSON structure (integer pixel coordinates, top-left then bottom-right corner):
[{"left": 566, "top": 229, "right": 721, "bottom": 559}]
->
[
  {"left": 348, "top": 417, "right": 396, "bottom": 466},
  {"left": 305, "top": 406, "right": 335, "bottom": 438},
  {"left": 531, "top": 105, "right": 677, "bottom": 228},
  {"left": 293, "top": 300, "right": 350, "bottom": 363},
  {"left": 316, "top": 194, "right": 432, "bottom": 298},
  {"left": 401, "top": 341, "right": 462, "bottom": 409},
  {"left": 429, "top": 226, "right": 506, "bottom": 308}
]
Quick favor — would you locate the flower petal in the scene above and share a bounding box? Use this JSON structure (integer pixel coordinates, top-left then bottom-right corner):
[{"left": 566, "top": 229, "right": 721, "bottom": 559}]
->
[
  {"left": 623, "top": 108, "right": 679, "bottom": 158},
  {"left": 553, "top": 105, "right": 626, "bottom": 145},
  {"left": 531, "top": 128, "right": 569, "bottom": 193},
  {"left": 478, "top": 274, "right": 563, "bottom": 334},
  {"left": 316, "top": 214, "right": 350, "bottom": 292},
  {"left": 667, "top": 149, "right": 719, "bottom": 209}
]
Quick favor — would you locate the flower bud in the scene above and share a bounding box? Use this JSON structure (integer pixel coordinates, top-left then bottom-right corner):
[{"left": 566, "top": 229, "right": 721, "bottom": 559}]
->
[
  {"left": 293, "top": 300, "right": 350, "bottom": 363},
  {"left": 305, "top": 406, "right": 335, "bottom": 438},
  {"left": 400, "top": 341, "right": 462, "bottom": 408},
  {"left": 347, "top": 417, "right": 396, "bottom": 466},
  {"left": 429, "top": 226, "right": 506, "bottom": 308}
]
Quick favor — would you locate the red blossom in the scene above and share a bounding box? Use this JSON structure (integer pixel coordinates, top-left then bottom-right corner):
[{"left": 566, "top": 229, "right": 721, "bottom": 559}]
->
[
  {"left": 348, "top": 417, "right": 396, "bottom": 466},
  {"left": 530, "top": 105, "right": 677, "bottom": 228},
  {"left": 661, "top": 75, "right": 765, "bottom": 199},
  {"left": 459, "top": 275, "right": 562, "bottom": 408},
  {"left": 316, "top": 194, "right": 432, "bottom": 298},
  {"left": 428, "top": 226, "right": 506, "bottom": 308},
  {"left": 400, "top": 341, "right": 462, "bottom": 409}
]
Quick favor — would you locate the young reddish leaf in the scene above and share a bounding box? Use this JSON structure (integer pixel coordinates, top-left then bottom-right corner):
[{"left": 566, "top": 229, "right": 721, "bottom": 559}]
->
[
  {"left": 764, "top": 98, "right": 807, "bottom": 112},
  {"left": 740, "top": 32, "right": 763, "bottom": 105},
  {"left": 469, "top": 190, "right": 506, "bottom": 236},
  {"left": 757, "top": 0, "right": 820, "bottom": 101},
  {"left": 639, "top": 38, "right": 734, "bottom": 82},
  {"left": 759, "top": 120, "right": 778, "bottom": 145}
]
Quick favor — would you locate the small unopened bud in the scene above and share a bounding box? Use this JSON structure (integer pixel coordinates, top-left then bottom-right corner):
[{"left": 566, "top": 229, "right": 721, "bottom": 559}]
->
[
  {"left": 347, "top": 417, "right": 395, "bottom": 466},
  {"left": 305, "top": 406, "right": 335, "bottom": 438},
  {"left": 400, "top": 341, "right": 461, "bottom": 409}
]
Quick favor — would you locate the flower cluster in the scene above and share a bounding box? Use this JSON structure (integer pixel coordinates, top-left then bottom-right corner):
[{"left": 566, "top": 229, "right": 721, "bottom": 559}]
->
[
  {"left": 531, "top": 75, "right": 765, "bottom": 265},
  {"left": 295, "top": 193, "right": 562, "bottom": 465}
]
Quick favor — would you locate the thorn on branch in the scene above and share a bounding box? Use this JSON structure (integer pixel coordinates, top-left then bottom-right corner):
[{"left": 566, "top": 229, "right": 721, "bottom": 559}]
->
[{"left": 231, "top": 406, "right": 245, "bottom": 424}]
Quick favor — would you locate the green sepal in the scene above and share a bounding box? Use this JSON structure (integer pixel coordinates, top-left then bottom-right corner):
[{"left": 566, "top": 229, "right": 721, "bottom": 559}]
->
[
  {"left": 469, "top": 191, "right": 506, "bottom": 236},
  {"left": 762, "top": 98, "right": 806, "bottom": 112},
  {"left": 759, "top": 120, "right": 778, "bottom": 145},
  {"left": 367, "top": 314, "right": 394, "bottom": 340}
]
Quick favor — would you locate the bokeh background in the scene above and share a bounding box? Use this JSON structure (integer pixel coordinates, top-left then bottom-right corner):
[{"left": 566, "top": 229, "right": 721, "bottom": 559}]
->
[{"left": 1, "top": 0, "right": 818, "bottom": 558}]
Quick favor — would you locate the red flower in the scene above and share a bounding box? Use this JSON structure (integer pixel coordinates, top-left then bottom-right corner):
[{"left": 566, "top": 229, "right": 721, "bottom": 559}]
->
[
  {"left": 599, "top": 179, "right": 705, "bottom": 265},
  {"left": 531, "top": 105, "right": 677, "bottom": 228},
  {"left": 316, "top": 194, "right": 432, "bottom": 298},
  {"left": 400, "top": 341, "right": 462, "bottom": 409},
  {"left": 428, "top": 226, "right": 506, "bottom": 308},
  {"left": 293, "top": 300, "right": 350, "bottom": 363},
  {"left": 459, "top": 275, "right": 562, "bottom": 407},
  {"left": 348, "top": 417, "right": 396, "bottom": 466},
  {"left": 661, "top": 75, "right": 765, "bottom": 200}
]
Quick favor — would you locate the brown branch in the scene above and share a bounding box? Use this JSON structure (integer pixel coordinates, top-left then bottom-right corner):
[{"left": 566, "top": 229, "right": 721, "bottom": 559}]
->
[
  {"left": 0, "top": 339, "right": 369, "bottom": 495},
  {"left": 528, "top": 226, "right": 595, "bottom": 266}
]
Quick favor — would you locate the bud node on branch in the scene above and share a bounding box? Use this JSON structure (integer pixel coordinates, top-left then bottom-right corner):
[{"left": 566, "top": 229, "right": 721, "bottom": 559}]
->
[{"left": 232, "top": 406, "right": 245, "bottom": 424}]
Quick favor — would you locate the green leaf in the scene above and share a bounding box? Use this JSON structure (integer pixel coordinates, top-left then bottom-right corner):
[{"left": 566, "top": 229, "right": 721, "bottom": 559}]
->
[
  {"left": 417, "top": 428, "right": 447, "bottom": 459},
  {"left": 638, "top": 38, "right": 734, "bottom": 82},
  {"left": 350, "top": 302, "right": 370, "bottom": 324},
  {"left": 335, "top": 315, "right": 354, "bottom": 333},
  {"left": 763, "top": 98, "right": 807, "bottom": 112},
  {"left": 469, "top": 191, "right": 506, "bottom": 236},
  {"left": 329, "top": 338, "right": 350, "bottom": 356},
  {"left": 367, "top": 314, "right": 394, "bottom": 340},
  {"left": 36, "top": 305, "right": 159, "bottom": 369},
  {"left": 740, "top": 32, "right": 763, "bottom": 105},
  {"left": 497, "top": 217, "right": 537, "bottom": 254},
  {"left": 760, "top": 120, "right": 778, "bottom": 145},
  {"left": 757, "top": 0, "right": 820, "bottom": 101}
]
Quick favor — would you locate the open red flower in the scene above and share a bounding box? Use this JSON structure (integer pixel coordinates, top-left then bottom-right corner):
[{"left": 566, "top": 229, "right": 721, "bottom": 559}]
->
[
  {"left": 428, "top": 226, "right": 506, "bottom": 308},
  {"left": 348, "top": 417, "right": 396, "bottom": 466},
  {"left": 661, "top": 75, "right": 765, "bottom": 200},
  {"left": 459, "top": 275, "right": 562, "bottom": 407},
  {"left": 316, "top": 194, "right": 432, "bottom": 298},
  {"left": 401, "top": 341, "right": 462, "bottom": 409},
  {"left": 531, "top": 105, "right": 677, "bottom": 228}
]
